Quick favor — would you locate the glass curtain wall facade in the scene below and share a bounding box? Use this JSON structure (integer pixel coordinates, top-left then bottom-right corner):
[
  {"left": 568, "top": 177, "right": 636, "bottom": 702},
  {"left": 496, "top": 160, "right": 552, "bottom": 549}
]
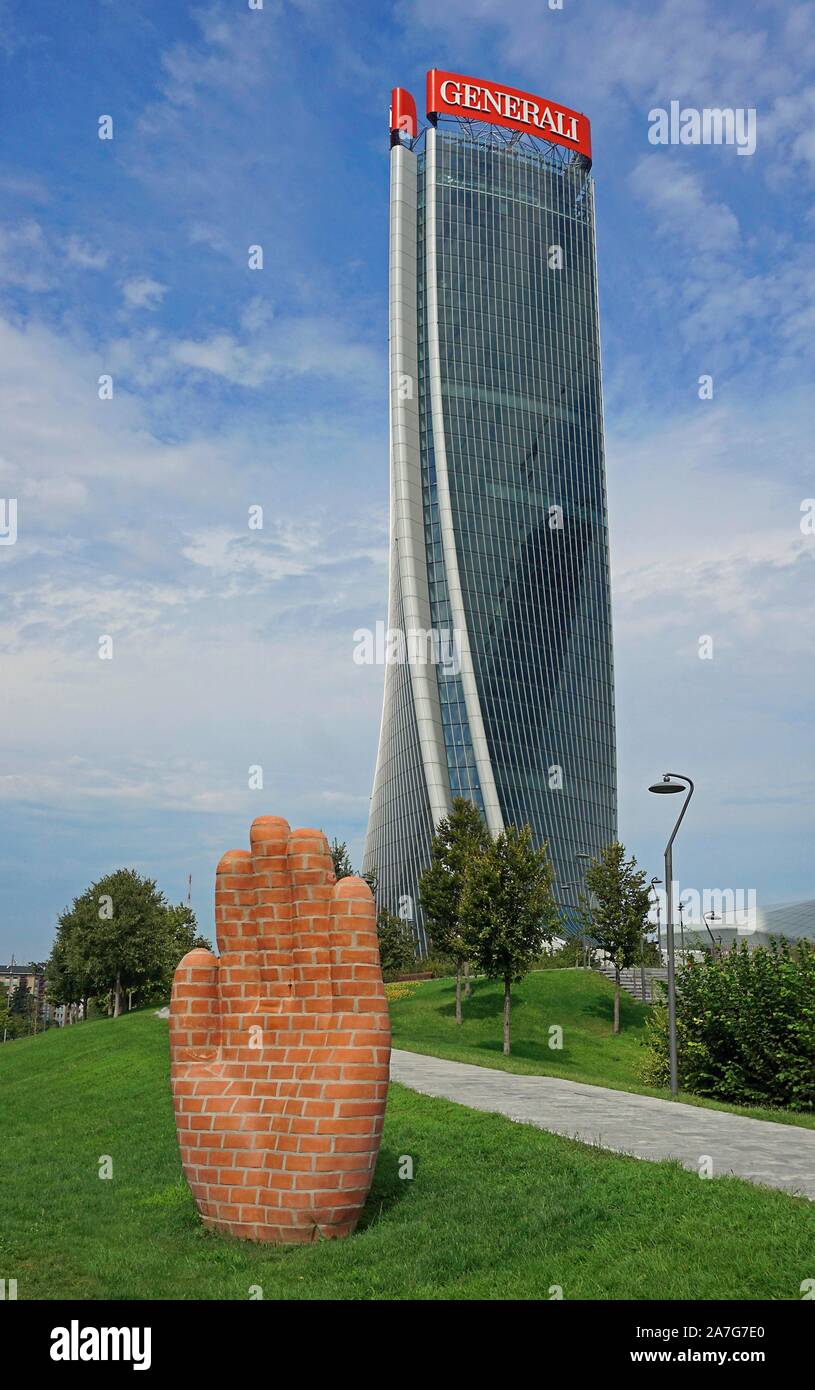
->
[{"left": 364, "top": 115, "right": 616, "bottom": 950}]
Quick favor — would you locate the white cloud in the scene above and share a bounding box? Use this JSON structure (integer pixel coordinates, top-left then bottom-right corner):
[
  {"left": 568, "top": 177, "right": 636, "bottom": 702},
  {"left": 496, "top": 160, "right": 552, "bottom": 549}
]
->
[
  {"left": 64, "top": 235, "right": 110, "bottom": 270},
  {"left": 187, "top": 222, "right": 233, "bottom": 256},
  {"left": 629, "top": 156, "right": 740, "bottom": 249},
  {"left": 170, "top": 316, "right": 378, "bottom": 387},
  {"left": 0, "top": 171, "right": 50, "bottom": 203},
  {"left": 150, "top": 5, "right": 281, "bottom": 114},
  {"left": 180, "top": 518, "right": 386, "bottom": 594},
  {"left": 240, "top": 295, "right": 274, "bottom": 334},
  {"left": 407, "top": 0, "right": 809, "bottom": 112},
  {"left": 607, "top": 391, "right": 815, "bottom": 858},
  {"left": 121, "top": 276, "right": 167, "bottom": 310},
  {"left": 0, "top": 756, "right": 245, "bottom": 815},
  {"left": 0, "top": 220, "right": 53, "bottom": 290},
  {"left": 0, "top": 302, "right": 387, "bottom": 851},
  {"left": 625, "top": 154, "right": 815, "bottom": 363}
]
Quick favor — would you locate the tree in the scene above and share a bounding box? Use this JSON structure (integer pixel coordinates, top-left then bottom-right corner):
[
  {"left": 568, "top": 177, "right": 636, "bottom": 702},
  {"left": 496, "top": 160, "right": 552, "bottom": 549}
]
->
[
  {"left": 329, "top": 837, "right": 377, "bottom": 902},
  {"left": 49, "top": 871, "right": 210, "bottom": 1018},
  {"left": 328, "top": 838, "right": 408, "bottom": 977},
  {"left": 10, "top": 975, "right": 33, "bottom": 1026},
  {"left": 419, "top": 797, "right": 489, "bottom": 1023},
  {"left": 0, "top": 981, "right": 28, "bottom": 1041},
  {"left": 157, "top": 903, "right": 211, "bottom": 1001},
  {"left": 329, "top": 839, "right": 354, "bottom": 882},
  {"left": 46, "top": 928, "right": 89, "bottom": 1019},
  {"left": 0, "top": 981, "right": 9, "bottom": 1040},
  {"left": 360, "top": 867, "right": 378, "bottom": 899},
  {"left": 460, "top": 825, "right": 560, "bottom": 1055},
  {"left": 580, "top": 842, "right": 652, "bottom": 1034},
  {"left": 376, "top": 909, "right": 417, "bottom": 977}
]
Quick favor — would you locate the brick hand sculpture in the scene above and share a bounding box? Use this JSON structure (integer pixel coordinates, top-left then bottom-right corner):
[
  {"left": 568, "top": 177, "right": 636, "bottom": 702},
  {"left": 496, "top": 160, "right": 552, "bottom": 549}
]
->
[{"left": 169, "top": 816, "right": 390, "bottom": 1243}]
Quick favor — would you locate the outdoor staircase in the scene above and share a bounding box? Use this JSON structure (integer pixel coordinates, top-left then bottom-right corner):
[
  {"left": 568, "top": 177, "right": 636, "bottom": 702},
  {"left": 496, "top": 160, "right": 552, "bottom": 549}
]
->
[{"left": 596, "top": 964, "right": 668, "bottom": 1003}]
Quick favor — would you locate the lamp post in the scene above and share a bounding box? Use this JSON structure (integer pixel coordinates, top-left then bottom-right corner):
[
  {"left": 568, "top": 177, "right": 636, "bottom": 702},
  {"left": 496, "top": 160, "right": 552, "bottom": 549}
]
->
[
  {"left": 560, "top": 882, "right": 580, "bottom": 965},
  {"left": 575, "top": 852, "right": 591, "bottom": 967},
  {"left": 648, "top": 773, "right": 695, "bottom": 1098},
  {"left": 647, "top": 876, "right": 662, "bottom": 1003},
  {"left": 650, "top": 876, "right": 663, "bottom": 959},
  {"left": 678, "top": 897, "right": 686, "bottom": 963}
]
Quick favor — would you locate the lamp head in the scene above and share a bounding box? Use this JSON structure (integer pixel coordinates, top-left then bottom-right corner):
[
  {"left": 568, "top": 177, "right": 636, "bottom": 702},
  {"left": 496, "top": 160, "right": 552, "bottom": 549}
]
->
[{"left": 649, "top": 774, "right": 685, "bottom": 795}]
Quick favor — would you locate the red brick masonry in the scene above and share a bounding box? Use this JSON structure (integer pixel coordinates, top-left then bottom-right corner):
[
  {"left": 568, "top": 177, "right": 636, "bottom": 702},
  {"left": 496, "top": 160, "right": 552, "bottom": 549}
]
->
[{"left": 170, "top": 816, "right": 391, "bottom": 1243}]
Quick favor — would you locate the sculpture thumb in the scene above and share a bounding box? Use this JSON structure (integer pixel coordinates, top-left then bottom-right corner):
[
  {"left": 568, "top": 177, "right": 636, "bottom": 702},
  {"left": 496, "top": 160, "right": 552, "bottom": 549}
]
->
[{"left": 170, "top": 948, "right": 220, "bottom": 1063}]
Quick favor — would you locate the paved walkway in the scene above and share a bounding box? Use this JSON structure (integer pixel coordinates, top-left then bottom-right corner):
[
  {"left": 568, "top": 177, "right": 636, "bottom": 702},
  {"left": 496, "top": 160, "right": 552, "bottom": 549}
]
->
[{"left": 390, "top": 1049, "right": 815, "bottom": 1200}]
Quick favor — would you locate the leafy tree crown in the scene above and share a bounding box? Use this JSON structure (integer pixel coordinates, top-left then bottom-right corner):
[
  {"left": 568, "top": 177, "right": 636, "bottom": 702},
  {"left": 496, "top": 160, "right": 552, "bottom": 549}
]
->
[
  {"left": 580, "top": 842, "right": 652, "bottom": 969},
  {"left": 460, "top": 824, "right": 560, "bottom": 981},
  {"left": 419, "top": 797, "right": 490, "bottom": 958}
]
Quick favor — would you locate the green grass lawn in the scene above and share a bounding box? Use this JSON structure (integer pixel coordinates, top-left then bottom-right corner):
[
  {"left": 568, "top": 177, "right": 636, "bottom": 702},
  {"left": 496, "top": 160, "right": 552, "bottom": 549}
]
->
[
  {"left": 0, "top": 1008, "right": 813, "bottom": 1300},
  {"left": 389, "top": 968, "right": 815, "bottom": 1129}
]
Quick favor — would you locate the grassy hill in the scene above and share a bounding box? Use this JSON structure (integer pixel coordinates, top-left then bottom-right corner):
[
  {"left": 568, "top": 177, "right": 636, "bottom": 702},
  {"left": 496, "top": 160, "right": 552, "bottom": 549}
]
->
[
  {"left": 1, "top": 1008, "right": 813, "bottom": 1300},
  {"left": 391, "top": 968, "right": 648, "bottom": 1087},
  {"left": 389, "top": 969, "right": 815, "bottom": 1128}
]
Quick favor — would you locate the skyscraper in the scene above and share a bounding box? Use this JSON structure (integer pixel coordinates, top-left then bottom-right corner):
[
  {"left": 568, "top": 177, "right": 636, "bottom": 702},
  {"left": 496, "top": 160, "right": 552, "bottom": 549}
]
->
[{"left": 363, "top": 72, "right": 616, "bottom": 950}]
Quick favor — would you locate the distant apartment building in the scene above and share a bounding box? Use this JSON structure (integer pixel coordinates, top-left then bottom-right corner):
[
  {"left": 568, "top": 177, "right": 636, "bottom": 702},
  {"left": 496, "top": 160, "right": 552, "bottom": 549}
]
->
[{"left": 0, "top": 961, "right": 51, "bottom": 1028}]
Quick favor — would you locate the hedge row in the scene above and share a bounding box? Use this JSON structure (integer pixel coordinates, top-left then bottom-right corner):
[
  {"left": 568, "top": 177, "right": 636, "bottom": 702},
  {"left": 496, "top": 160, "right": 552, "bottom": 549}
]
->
[{"left": 640, "top": 939, "right": 815, "bottom": 1111}]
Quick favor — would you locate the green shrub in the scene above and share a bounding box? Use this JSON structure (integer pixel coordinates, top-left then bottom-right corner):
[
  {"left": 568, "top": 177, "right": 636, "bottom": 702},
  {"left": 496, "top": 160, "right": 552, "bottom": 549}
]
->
[
  {"left": 377, "top": 910, "right": 417, "bottom": 979},
  {"left": 417, "top": 953, "right": 458, "bottom": 978},
  {"left": 533, "top": 938, "right": 591, "bottom": 969},
  {"left": 640, "top": 939, "right": 815, "bottom": 1110},
  {"left": 640, "top": 992, "right": 670, "bottom": 1088}
]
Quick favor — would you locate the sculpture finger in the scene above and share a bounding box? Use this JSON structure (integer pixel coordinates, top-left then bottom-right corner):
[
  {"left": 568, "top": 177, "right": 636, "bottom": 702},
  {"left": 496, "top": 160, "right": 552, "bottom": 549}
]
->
[
  {"left": 288, "top": 827, "right": 335, "bottom": 1011},
  {"left": 216, "top": 848, "right": 261, "bottom": 1014},
  {"left": 329, "top": 876, "right": 388, "bottom": 1016},
  {"left": 250, "top": 815, "right": 295, "bottom": 1008}
]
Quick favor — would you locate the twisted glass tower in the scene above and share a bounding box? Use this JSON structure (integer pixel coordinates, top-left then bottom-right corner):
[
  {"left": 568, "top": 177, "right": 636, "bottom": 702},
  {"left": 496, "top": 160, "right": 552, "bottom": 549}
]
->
[{"left": 363, "top": 76, "right": 616, "bottom": 950}]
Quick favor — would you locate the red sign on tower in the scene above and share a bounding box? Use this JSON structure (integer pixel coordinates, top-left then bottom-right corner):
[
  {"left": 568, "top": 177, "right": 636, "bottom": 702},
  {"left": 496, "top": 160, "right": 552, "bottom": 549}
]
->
[
  {"left": 390, "top": 87, "right": 418, "bottom": 139},
  {"left": 426, "top": 69, "right": 591, "bottom": 160}
]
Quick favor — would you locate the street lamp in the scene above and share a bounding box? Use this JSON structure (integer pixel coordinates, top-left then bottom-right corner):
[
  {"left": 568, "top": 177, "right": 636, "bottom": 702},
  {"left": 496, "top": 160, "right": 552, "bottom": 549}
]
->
[
  {"left": 646, "top": 876, "right": 662, "bottom": 1002},
  {"left": 703, "top": 910, "right": 721, "bottom": 957},
  {"left": 559, "top": 882, "right": 581, "bottom": 965},
  {"left": 678, "top": 896, "right": 687, "bottom": 962},
  {"left": 650, "top": 876, "right": 663, "bottom": 951},
  {"left": 648, "top": 773, "right": 695, "bottom": 1098},
  {"left": 575, "top": 852, "right": 591, "bottom": 967}
]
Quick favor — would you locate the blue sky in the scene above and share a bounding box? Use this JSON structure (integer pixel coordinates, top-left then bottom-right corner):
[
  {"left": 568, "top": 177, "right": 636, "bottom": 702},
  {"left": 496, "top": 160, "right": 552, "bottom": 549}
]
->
[{"left": 1, "top": 0, "right": 814, "bottom": 961}]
